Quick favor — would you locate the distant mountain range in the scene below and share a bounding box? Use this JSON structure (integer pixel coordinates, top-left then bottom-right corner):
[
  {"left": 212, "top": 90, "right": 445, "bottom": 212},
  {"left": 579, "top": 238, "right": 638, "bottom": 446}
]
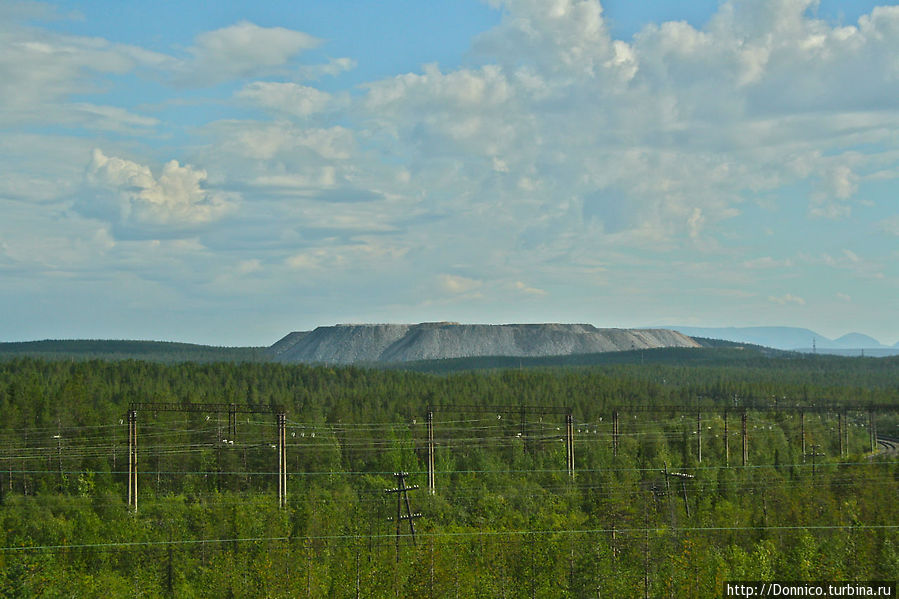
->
[
  {"left": 666, "top": 326, "right": 899, "bottom": 355},
  {"left": 269, "top": 323, "right": 699, "bottom": 364}
]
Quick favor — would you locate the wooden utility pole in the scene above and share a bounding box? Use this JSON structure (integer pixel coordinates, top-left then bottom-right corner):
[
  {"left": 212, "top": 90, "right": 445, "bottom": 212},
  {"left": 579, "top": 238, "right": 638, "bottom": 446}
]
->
[
  {"left": 741, "top": 411, "right": 748, "bottom": 466},
  {"left": 838, "top": 412, "right": 844, "bottom": 457},
  {"left": 642, "top": 492, "right": 650, "bottom": 599},
  {"left": 663, "top": 464, "right": 674, "bottom": 525},
  {"left": 432, "top": 404, "right": 572, "bottom": 478},
  {"left": 565, "top": 412, "right": 575, "bottom": 478},
  {"left": 127, "top": 402, "right": 286, "bottom": 508},
  {"left": 869, "top": 411, "right": 877, "bottom": 453},
  {"left": 662, "top": 465, "right": 694, "bottom": 519},
  {"left": 54, "top": 421, "right": 63, "bottom": 491},
  {"left": 278, "top": 412, "right": 287, "bottom": 508},
  {"left": 696, "top": 411, "right": 702, "bottom": 463},
  {"left": 127, "top": 409, "right": 137, "bottom": 513},
  {"left": 723, "top": 410, "right": 729, "bottom": 467},
  {"left": 612, "top": 411, "right": 620, "bottom": 457},
  {"left": 800, "top": 411, "right": 806, "bottom": 461},
  {"left": 427, "top": 410, "right": 435, "bottom": 494},
  {"left": 385, "top": 472, "right": 422, "bottom": 562},
  {"left": 805, "top": 444, "right": 825, "bottom": 476},
  {"left": 228, "top": 403, "right": 237, "bottom": 441},
  {"left": 843, "top": 412, "right": 849, "bottom": 457}
]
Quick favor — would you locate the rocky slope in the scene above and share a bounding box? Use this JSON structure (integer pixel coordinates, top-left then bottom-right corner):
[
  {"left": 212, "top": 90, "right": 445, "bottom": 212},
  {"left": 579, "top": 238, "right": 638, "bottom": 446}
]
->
[{"left": 269, "top": 322, "right": 700, "bottom": 364}]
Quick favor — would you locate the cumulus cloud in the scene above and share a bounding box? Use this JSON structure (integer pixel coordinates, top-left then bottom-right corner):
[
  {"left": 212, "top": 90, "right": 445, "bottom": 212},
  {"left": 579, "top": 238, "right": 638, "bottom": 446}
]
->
[
  {"left": 348, "top": 0, "right": 899, "bottom": 254},
  {"left": 84, "top": 149, "right": 236, "bottom": 233},
  {"left": 477, "top": 0, "right": 613, "bottom": 76},
  {"left": 5, "top": 1, "right": 899, "bottom": 339}
]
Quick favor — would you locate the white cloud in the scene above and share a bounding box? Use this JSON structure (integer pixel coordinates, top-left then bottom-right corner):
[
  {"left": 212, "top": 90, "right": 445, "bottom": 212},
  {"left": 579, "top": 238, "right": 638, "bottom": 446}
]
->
[
  {"left": 285, "top": 249, "right": 328, "bottom": 270},
  {"left": 346, "top": 0, "right": 899, "bottom": 256},
  {"left": 801, "top": 250, "right": 882, "bottom": 280},
  {"left": 286, "top": 243, "right": 408, "bottom": 272},
  {"left": 809, "top": 163, "right": 858, "bottom": 219},
  {"left": 439, "top": 274, "right": 483, "bottom": 294},
  {"left": 742, "top": 257, "right": 793, "bottom": 269},
  {"left": 687, "top": 208, "right": 705, "bottom": 240},
  {"left": 206, "top": 120, "right": 355, "bottom": 162},
  {"left": 298, "top": 57, "right": 356, "bottom": 80},
  {"left": 85, "top": 149, "right": 236, "bottom": 230},
  {"left": 237, "top": 82, "right": 336, "bottom": 117},
  {"left": 177, "top": 21, "right": 320, "bottom": 85},
  {"left": 769, "top": 293, "right": 806, "bottom": 306},
  {"left": 4, "top": 1, "right": 899, "bottom": 342},
  {"left": 879, "top": 216, "right": 899, "bottom": 237},
  {"left": 514, "top": 281, "right": 547, "bottom": 296},
  {"left": 0, "top": 22, "right": 169, "bottom": 129},
  {"left": 477, "top": 0, "right": 613, "bottom": 77},
  {"left": 236, "top": 259, "right": 261, "bottom": 275}
]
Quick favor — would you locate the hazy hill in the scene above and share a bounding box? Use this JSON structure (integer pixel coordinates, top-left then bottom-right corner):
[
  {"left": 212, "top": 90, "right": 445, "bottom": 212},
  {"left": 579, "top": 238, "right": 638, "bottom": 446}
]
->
[
  {"left": 832, "top": 332, "right": 887, "bottom": 348},
  {"left": 268, "top": 322, "right": 700, "bottom": 364},
  {"left": 667, "top": 325, "right": 898, "bottom": 354}
]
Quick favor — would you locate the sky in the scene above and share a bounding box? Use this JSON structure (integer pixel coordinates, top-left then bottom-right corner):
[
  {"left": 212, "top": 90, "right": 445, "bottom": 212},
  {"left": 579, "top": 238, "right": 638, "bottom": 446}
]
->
[{"left": 1, "top": 0, "right": 898, "bottom": 346}]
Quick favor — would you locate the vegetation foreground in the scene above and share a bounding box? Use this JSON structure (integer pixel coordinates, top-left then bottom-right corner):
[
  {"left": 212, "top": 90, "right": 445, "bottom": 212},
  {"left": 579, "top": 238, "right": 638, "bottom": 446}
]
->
[{"left": 0, "top": 355, "right": 897, "bottom": 597}]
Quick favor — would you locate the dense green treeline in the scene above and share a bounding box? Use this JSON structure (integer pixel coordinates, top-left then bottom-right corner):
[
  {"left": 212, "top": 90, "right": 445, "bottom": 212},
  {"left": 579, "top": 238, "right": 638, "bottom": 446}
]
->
[
  {"left": 0, "top": 340, "right": 265, "bottom": 364},
  {"left": 0, "top": 357, "right": 897, "bottom": 597}
]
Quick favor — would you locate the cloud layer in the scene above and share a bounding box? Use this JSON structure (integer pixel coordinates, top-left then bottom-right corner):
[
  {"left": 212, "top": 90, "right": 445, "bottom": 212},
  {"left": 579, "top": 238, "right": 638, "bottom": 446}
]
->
[{"left": 1, "top": 0, "right": 898, "bottom": 344}]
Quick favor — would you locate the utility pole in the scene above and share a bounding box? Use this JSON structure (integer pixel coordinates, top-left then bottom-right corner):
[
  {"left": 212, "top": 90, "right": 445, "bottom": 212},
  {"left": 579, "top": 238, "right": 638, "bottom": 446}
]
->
[
  {"left": 723, "top": 410, "right": 729, "bottom": 467},
  {"left": 54, "top": 420, "right": 63, "bottom": 492},
  {"left": 642, "top": 490, "right": 650, "bottom": 599},
  {"left": 868, "top": 411, "right": 877, "bottom": 453},
  {"left": 565, "top": 412, "right": 575, "bottom": 478},
  {"left": 696, "top": 411, "right": 702, "bottom": 463},
  {"left": 838, "top": 412, "right": 844, "bottom": 458},
  {"left": 805, "top": 444, "right": 824, "bottom": 477},
  {"left": 741, "top": 411, "right": 748, "bottom": 466},
  {"left": 662, "top": 464, "right": 675, "bottom": 525},
  {"left": 127, "top": 410, "right": 137, "bottom": 513},
  {"left": 661, "top": 465, "right": 695, "bottom": 519},
  {"left": 843, "top": 412, "right": 849, "bottom": 457},
  {"left": 278, "top": 412, "right": 287, "bottom": 508},
  {"left": 385, "top": 472, "right": 422, "bottom": 562},
  {"left": 427, "top": 409, "right": 435, "bottom": 494},
  {"left": 800, "top": 411, "right": 806, "bottom": 462},
  {"left": 228, "top": 403, "right": 237, "bottom": 442},
  {"left": 128, "top": 402, "right": 286, "bottom": 508},
  {"left": 612, "top": 411, "right": 619, "bottom": 457}
]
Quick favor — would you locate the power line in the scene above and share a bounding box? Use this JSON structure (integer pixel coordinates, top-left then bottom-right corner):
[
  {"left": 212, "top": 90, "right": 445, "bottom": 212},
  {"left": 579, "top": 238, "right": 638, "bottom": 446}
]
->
[{"left": 2, "top": 524, "right": 898, "bottom": 553}]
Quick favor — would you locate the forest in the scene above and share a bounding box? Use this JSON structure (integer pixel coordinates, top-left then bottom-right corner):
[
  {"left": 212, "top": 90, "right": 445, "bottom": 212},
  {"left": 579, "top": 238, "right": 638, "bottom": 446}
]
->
[{"left": 0, "top": 353, "right": 897, "bottom": 597}]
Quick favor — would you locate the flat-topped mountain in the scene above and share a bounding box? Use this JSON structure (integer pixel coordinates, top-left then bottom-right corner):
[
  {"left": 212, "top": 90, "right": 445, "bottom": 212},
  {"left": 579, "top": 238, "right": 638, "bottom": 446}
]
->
[{"left": 268, "top": 322, "right": 700, "bottom": 364}]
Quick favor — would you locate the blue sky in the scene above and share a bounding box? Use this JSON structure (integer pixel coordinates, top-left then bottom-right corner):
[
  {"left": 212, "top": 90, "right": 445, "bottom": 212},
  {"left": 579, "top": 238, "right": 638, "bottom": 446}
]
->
[{"left": 1, "top": 0, "right": 898, "bottom": 346}]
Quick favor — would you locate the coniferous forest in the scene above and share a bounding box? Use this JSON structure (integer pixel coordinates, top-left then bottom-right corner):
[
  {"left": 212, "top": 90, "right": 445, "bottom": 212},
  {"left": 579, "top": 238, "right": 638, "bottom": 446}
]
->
[{"left": 0, "top": 354, "right": 897, "bottom": 597}]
